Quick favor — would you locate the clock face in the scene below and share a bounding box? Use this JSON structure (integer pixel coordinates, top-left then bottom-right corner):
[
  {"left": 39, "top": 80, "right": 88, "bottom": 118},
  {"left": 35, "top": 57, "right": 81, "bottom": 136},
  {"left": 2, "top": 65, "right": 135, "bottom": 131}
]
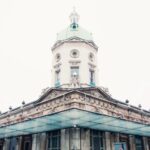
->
[
  {"left": 70, "top": 49, "right": 79, "bottom": 58},
  {"left": 55, "top": 53, "right": 61, "bottom": 62},
  {"left": 89, "top": 52, "right": 94, "bottom": 62}
]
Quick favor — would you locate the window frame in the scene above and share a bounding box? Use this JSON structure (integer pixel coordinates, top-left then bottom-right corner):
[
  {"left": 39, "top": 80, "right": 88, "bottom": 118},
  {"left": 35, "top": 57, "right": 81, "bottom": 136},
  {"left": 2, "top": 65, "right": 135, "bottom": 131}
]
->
[
  {"left": 90, "top": 130, "right": 105, "bottom": 150},
  {"left": 135, "top": 136, "right": 144, "bottom": 150},
  {"left": 70, "top": 66, "right": 79, "bottom": 78},
  {"left": 55, "top": 69, "right": 60, "bottom": 86},
  {"left": 47, "top": 130, "right": 61, "bottom": 150}
]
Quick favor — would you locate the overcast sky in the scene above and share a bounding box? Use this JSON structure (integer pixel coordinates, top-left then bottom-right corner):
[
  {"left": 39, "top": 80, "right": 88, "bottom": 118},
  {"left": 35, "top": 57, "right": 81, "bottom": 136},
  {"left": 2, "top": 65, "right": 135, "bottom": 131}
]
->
[{"left": 0, "top": 0, "right": 150, "bottom": 112}]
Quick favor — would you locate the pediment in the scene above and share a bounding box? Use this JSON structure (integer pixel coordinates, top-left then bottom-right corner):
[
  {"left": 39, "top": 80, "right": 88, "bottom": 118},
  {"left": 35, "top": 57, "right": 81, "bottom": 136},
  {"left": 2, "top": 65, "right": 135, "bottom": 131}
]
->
[
  {"left": 77, "top": 87, "right": 112, "bottom": 100},
  {"left": 35, "top": 88, "right": 69, "bottom": 103},
  {"left": 35, "top": 87, "right": 112, "bottom": 105}
]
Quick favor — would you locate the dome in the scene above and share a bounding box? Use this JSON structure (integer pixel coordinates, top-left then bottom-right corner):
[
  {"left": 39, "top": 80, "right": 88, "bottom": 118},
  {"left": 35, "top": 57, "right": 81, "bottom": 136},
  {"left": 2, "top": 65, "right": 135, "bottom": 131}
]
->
[
  {"left": 56, "top": 8, "right": 93, "bottom": 41},
  {"left": 56, "top": 25, "right": 93, "bottom": 41}
]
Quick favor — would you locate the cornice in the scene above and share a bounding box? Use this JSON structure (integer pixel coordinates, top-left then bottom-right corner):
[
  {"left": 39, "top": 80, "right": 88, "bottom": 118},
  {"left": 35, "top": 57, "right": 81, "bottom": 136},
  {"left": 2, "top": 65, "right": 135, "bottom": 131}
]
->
[
  {"left": 51, "top": 37, "right": 98, "bottom": 51},
  {"left": 0, "top": 87, "right": 149, "bottom": 128}
]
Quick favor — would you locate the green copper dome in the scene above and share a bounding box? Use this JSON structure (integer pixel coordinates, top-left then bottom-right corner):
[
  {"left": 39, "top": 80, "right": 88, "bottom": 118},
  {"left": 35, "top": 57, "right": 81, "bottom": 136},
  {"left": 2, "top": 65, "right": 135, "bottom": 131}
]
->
[
  {"left": 56, "top": 8, "right": 93, "bottom": 41},
  {"left": 56, "top": 25, "right": 93, "bottom": 41}
]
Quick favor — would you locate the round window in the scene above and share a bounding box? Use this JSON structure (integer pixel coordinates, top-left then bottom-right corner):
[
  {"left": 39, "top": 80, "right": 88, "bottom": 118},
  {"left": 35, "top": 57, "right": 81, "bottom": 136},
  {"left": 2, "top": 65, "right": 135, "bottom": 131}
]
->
[
  {"left": 89, "top": 52, "right": 94, "bottom": 62},
  {"left": 70, "top": 49, "right": 79, "bottom": 58},
  {"left": 55, "top": 53, "right": 61, "bottom": 62}
]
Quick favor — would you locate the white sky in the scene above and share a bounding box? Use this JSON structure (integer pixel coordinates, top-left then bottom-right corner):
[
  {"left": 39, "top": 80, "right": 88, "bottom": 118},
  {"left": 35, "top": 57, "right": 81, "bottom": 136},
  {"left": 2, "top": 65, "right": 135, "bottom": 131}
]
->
[{"left": 0, "top": 0, "right": 150, "bottom": 112}]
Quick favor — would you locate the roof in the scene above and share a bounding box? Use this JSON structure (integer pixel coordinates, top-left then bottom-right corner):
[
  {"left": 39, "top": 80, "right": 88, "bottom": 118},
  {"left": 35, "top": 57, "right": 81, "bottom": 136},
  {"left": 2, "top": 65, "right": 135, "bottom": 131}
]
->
[{"left": 56, "top": 25, "right": 93, "bottom": 41}]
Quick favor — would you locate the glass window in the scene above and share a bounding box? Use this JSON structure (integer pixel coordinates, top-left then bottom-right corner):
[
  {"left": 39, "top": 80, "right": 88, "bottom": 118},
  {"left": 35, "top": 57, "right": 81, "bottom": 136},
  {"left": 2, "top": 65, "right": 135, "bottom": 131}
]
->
[
  {"left": 9, "top": 137, "right": 17, "bottom": 150},
  {"left": 135, "top": 136, "right": 143, "bottom": 150},
  {"left": 24, "top": 142, "right": 30, "bottom": 150},
  {"left": 48, "top": 130, "right": 60, "bottom": 150},
  {"left": 89, "top": 70, "right": 95, "bottom": 83},
  {"left": 71, "top": 67, "right": 79, "bottom": 78},
  {"left": 0, "top": 140, "right": 3, "bottom": 150},
  {"left": 55, "top": 70, "right": 60, "bottom": 86},
  {"left": 55, "top": 70, "right": 60, "bottom": 82},
  {"left": 119, "top": 134, "right": 129, "bottom": 150},
  {"left": 22, "top": 135, "right": 32, "bottom": 150},
  {"left": 90, "top": 130, "right": 105, "bottom": 150}
]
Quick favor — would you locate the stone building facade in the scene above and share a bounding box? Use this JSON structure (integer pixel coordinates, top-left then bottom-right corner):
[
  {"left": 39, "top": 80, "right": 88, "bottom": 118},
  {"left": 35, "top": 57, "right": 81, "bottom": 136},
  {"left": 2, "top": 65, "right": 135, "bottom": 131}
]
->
[{"left": 0, "top": 9, "right": 149, "bottom": 150}]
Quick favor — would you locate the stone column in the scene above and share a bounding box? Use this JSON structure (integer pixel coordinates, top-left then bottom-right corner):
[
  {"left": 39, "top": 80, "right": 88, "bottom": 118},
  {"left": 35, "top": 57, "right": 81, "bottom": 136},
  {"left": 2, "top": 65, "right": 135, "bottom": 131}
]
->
[
  {"left": 110, "top": 133, "right": 115, "bottom": 150},
  {"left": 105, "top": 132, "right": 111, "bottom": 150},
  {"left": 81, "top": 128, "right": 90, "bottom": 150},
  {"left": 129, "top": 135, "right": 136, "bottom": 150},
  {"left": 61, "top": 129, "right": 70, "bottom": 150},
  {"left": 39, "top": 133, "right": 47, "bottom": 150},
  {"left": 115, "top": 133, "right": 120, "bottom": 142},
  {"left": 16, "top": 136, "right": 22, "bottom": 150},
  {"left": 69, "top": 128, "right": 80, "bottom": 150},
  {"left": 143, "top": 137, "right": 149, "bottom": 150},
  {"left": 3, "top": 138, "right": 10, "bottom": 150},
  {"left": 32, "top": 134, "right": 40, "bottom": 150},
  {"left": 111, "top": 133, "right": 119, "bottom": 150}
]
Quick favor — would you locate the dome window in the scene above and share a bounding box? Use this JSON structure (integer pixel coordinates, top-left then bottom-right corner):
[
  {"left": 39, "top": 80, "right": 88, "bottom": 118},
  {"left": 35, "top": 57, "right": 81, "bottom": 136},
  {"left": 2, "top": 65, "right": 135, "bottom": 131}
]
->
[
  {"left": 55, "top": 53, "right": 61, "bottom": 62},
  {"left": 89, "top": 53, "right": 94, "bottom": 62},
  {"left": 70, "top": 49, "right": 79, "bottom": 58}
]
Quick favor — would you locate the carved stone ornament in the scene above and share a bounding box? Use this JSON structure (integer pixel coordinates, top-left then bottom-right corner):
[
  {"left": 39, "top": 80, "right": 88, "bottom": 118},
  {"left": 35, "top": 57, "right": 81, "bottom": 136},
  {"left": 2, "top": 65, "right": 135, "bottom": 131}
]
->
[
  {"left": 70, "top": 76, "right": 80, "bottom": 88},
  {"left": 69, "top": 60, "right": 81, "bottom": 66}
]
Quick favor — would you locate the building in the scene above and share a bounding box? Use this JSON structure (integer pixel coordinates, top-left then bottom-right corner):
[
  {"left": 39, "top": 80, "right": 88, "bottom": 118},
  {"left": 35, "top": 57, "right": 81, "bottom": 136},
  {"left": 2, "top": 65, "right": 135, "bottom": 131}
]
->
[{"left": 0, "top": 9, "right": 149, "bottom": 150}]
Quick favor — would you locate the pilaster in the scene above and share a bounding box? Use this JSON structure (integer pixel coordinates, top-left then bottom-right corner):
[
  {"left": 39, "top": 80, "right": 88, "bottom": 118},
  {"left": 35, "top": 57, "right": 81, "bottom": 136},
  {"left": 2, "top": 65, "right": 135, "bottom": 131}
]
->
[
  {"left": 3, "top": 138, "right": 10, "bottom": 150},
  {"left": 61, "top": 129, "right": 69, "bottom": 150},
  {"left": 105, "top": 132, "right": 111, "bottom": 150},
  {"left": 115, "top": 133, "right": 120, "bottom": 142},
  {"left": 16, "top": 136, "right": 22, "bottom": 150},
  {"left": 39, "top": 133, "right": 47, "bottom": 150},
  {"left": 143, "top": 137, "right": 149, "bottom": 150},
  {"left": 69, "top": 128, "right": 80, "bottom": 150},
  {"left": 129, "top": 135, "right": 136, "bottom": 150},
  {"left": 81, "top": 128, "right": 90, "bottom": 150},
  {"left": 32, "top": 134, "right": 40, "bottom": 150}
]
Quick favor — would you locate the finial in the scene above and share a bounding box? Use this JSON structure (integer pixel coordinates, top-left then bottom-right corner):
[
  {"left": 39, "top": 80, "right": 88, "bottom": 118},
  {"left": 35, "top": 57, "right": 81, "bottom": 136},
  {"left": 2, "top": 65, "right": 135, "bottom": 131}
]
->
[
  {"left": 69, "top": 7, "right": 79, "bottom": 29},
  {"left": 22, "top": 100, "right": 25, "bottom": 105}
]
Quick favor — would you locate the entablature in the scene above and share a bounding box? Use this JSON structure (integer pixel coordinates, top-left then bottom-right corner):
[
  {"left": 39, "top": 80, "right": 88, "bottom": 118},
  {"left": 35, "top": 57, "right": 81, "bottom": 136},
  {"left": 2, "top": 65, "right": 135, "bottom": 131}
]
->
[{"left": 0, "top": 87, "right": 149, "bottom": 128}]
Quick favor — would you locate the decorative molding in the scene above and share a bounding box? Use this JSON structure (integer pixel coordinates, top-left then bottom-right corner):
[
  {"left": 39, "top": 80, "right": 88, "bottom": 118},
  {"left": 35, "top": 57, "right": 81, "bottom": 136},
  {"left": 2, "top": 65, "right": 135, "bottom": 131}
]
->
[
  {"left": 53, "top": 63, "right": 62, "bottom": 69},
  {"left": 88, "top": 62, "right": 96, "bottom": 69},
  {"left": 51, "top": 37, "right": 98, "bottom": 51},
  {"left": 0, "top": 88, "right": 149, "bottom": 128},
  {"left": 69, "top": 60, "right": 81, "bottom": 66}
]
